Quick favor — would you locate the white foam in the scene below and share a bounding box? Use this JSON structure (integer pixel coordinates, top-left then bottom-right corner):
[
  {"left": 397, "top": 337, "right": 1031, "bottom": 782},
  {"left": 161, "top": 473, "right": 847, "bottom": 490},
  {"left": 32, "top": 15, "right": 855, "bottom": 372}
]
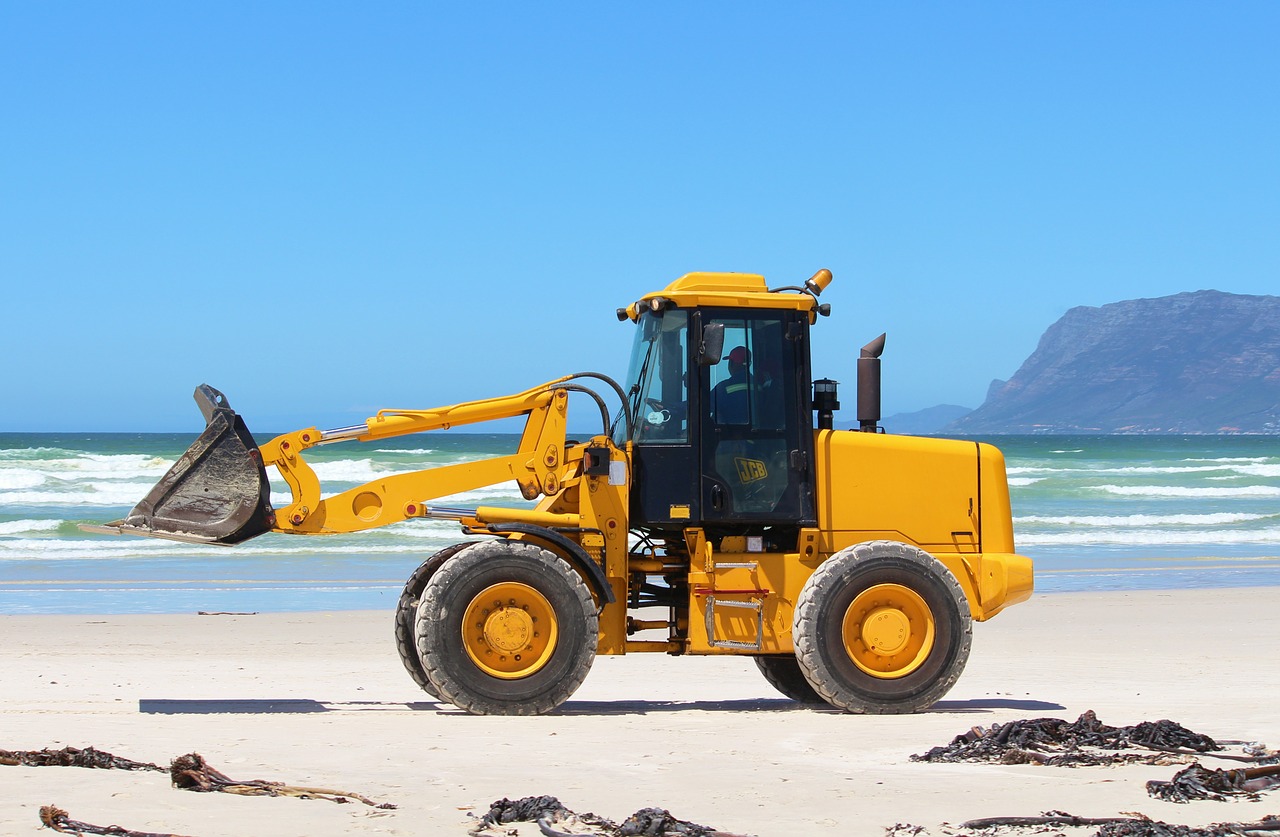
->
[
  {"left": 1097, "top": 465, "right": 1229, "bottom": 475},
  {"left": 1019, "top": 528, "right": 1280, "bottom": 546},
  {"left": 1184, "top": 456, "right": 1268, "bottom": 464},
  {"left": 1231, "top": 464, "right": 1280, "bottom": 478},
  {"left": 0, "top": 537, "right": 450, "bottom": 561},
  {"left": 0, "top": 470, "right": 47, "bottom": 490},
  {"left": 1017, "top": 512, "right": 1269, "bottom": 527},
  {"left": 1008, "top": 477, "right": 1044, "bottom": 487},
  {"left": 17, "top": 455, "right": 174, "bottom": 481},
  {"left": 0, "top": 482, "right": 165, "bottom": 507},
  {"left": 309, "top": 458, "right": 391, "bottom": 483},
  {"left": 1096, "top": 484, "right": 1280, "bottom": 498},
  {"left": 1010, "top": 464, "right": 1233, "bottom": 477},
  {"left": 0, "top": 519, "right": 62, "bottom": 536}
]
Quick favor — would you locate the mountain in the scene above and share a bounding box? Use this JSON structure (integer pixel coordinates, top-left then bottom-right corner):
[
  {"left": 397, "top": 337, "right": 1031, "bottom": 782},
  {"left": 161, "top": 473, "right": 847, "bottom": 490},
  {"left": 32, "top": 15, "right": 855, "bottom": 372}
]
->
[
  {"left": 838, "top": 404, "right": 973, "bottom": 435},
  {"left": 946, "top": 290, "right": 1280, "bottom": 434}
]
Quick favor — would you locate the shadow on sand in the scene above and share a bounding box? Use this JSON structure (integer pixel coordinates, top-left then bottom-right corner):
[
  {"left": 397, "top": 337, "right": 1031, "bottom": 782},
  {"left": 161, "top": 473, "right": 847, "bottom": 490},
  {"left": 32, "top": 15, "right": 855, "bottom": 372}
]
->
[
  {"left": 139, "top": 699, "right": 430, "bottom": 714},
  {"left": 140, "top": 696, "right": 1063, "bottom": 716}
]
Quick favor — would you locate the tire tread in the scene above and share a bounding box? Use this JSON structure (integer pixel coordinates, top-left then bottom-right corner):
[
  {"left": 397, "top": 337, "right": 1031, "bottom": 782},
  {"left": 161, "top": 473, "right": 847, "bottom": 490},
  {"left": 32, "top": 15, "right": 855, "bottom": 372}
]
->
[
  {"left": 417, "top": 540, "right": 597, "bottom": 716},
  {"left": 793, "top": 540, "right": 972, "bottom": 714}
]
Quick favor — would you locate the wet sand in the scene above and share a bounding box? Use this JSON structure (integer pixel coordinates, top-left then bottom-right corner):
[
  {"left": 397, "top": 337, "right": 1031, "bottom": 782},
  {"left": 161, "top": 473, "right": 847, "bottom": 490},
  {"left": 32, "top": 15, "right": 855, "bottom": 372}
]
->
[{"left": 2, "top": 587, "right": 1279, "bottom": 836}]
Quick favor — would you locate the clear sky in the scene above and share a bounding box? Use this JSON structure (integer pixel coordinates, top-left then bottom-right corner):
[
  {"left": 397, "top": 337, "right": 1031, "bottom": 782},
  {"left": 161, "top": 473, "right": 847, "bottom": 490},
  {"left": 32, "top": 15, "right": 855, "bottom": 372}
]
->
[{"left": 3, "top": 3, "right": 1277, "bottom": 432}]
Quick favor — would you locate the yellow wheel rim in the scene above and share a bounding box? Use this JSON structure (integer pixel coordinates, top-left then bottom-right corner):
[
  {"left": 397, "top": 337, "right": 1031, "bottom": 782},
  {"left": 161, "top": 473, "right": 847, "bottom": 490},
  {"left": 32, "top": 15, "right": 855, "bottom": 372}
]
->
[
  {"left": 841, "top": 583, "right": 935, "bottom": 680},
  {"left": 462, "top": 582, "right": 558, "bottom": 680}
]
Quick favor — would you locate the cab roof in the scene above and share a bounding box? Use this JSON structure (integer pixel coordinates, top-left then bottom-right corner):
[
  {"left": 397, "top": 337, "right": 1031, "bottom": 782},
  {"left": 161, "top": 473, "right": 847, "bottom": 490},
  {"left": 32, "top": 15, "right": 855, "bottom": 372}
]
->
[{"left": 620, "top": 271, "right": 827, "bottom": 322}]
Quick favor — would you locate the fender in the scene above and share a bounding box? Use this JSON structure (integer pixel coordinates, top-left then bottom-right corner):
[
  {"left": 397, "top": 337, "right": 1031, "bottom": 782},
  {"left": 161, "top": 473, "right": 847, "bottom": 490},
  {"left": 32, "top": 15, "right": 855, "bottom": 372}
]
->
[{"left": 484, "top": 522, "right": 617, "bottom": 606}]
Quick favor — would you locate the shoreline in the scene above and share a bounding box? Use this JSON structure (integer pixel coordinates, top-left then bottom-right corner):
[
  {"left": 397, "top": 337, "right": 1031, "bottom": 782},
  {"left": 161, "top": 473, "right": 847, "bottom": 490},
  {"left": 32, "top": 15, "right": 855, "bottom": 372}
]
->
[
  {"left": 7, "top": 557, "right": 1280, "bottom": 616},
  {"left": 3, "top": 588, "right": 1280, "bottom": 836}
]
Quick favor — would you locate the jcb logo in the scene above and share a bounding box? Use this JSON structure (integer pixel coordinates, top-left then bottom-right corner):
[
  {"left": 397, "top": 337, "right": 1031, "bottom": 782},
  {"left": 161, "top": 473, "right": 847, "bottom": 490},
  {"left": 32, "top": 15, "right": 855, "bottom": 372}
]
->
[{"left": 735, "top": 457, "right": 768, "bottom": 484}]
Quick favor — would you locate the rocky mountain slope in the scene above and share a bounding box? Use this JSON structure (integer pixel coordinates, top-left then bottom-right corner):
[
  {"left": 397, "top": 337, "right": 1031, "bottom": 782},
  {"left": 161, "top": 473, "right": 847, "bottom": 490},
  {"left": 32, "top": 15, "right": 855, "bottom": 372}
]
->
[{"left": 947, "top": 290, "right": 1280, "bottom": 434}]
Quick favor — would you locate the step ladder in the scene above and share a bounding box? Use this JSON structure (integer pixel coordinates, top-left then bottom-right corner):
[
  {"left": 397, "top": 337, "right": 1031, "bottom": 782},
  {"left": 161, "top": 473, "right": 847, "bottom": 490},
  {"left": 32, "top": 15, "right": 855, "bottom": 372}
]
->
[{"left": 703, "top": 560, "right": 766, "bottom": 651}]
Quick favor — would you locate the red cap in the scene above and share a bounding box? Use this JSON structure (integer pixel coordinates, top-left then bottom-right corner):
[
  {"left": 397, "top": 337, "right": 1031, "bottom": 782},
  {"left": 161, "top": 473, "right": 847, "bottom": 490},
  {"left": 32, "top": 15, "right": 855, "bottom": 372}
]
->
[{"left": 728, "top": 346, "right": 750, "bottom": 364}]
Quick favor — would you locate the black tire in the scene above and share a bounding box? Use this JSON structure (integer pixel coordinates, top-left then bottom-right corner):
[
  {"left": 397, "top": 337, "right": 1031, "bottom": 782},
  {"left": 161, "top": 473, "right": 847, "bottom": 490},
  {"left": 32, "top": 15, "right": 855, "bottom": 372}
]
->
[
  {"left": 416, "top": 540, "right": 598, "bottom": 716},
  {"left": 793, "top": 540, "right": 972, "bottom": 714},
  {"left": 754, "top": 655, "right": 826, "bottom": 704},
  {"left": 394, "top": 542, "right": 475, "bottom": 699}
]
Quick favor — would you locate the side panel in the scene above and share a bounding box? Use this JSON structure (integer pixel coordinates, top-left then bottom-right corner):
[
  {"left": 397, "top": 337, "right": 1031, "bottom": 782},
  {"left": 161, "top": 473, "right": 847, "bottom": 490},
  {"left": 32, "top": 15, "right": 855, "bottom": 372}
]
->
[
  {"left": 811, "top": 430, "right": 1033, "bottom": 623},
  {"left": 813, "top": 430, "right": 982, "bottom": 554}
]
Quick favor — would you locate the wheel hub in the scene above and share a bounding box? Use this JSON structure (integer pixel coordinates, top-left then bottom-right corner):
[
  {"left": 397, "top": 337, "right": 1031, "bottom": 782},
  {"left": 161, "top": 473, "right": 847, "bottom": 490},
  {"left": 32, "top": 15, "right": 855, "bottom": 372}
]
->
[
  {"left": 462, "top": 582, "right": 559, "bottom": 680},
  {"left": 861, "top": 606, "right": 911, "bottom": 655},
  {"left": 483, "top": 607, "right": 533, "bottom": 653},
  {"left": 842, "top": 583, "right": 936, "bottom": 680}
]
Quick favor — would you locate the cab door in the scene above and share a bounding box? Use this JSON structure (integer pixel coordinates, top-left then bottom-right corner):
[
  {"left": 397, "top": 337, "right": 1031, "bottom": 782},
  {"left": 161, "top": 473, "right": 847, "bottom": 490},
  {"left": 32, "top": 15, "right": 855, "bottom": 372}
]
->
[{"left": 698, "top": 309, "right": 816, "bottom": 526}]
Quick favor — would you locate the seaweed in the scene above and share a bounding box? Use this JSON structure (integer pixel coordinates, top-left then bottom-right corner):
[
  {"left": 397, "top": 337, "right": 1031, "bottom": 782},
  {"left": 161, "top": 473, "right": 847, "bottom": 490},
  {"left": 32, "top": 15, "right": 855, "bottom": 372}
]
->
[
  {"left": 1147, "top": 762, "right": 1280, "bottom": 803},
  {"left": 39, "top": 805, "right": 192, "bottom": 837},
  {"left": 468, "top": 795, "right": 743, "bottom": 837},
  {"left": 1, "top": 746, "right": 163, "bottom": 772},
  {"left": 169, "top": 752, "right": 396, "bottom": 808},
  {"left": 956, "top": 812, "right": 1280, "bottom": 836},
  {"left": 913, "top": 711, "right": 1223, "bottom": 767}
]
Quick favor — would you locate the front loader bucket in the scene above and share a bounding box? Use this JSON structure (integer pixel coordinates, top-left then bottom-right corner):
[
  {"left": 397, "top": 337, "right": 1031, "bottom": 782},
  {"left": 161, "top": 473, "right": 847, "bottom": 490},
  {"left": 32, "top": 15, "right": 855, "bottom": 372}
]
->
[{"left": 86, "top": 385, "right": 274, "bottom": 545}]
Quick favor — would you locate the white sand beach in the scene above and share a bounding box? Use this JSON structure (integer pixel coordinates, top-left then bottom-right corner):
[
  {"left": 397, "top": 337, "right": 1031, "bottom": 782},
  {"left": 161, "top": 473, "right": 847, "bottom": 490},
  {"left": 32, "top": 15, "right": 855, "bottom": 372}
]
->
[{"left": 2, "top": 587, "right": 1279, "bottom": 837}]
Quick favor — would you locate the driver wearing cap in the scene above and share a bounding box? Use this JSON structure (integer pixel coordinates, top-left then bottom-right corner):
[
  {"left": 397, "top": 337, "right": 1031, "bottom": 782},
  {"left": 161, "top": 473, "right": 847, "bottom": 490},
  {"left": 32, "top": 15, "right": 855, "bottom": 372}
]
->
[{"left": 712, "top": 346, "right": 751, "bottom": 424}]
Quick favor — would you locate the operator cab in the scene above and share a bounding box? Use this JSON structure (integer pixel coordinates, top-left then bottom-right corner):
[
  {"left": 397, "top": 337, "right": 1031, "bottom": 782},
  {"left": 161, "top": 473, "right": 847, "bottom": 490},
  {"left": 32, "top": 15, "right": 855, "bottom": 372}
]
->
[{"left": 615, "top": 272, "right": 829, "bottom": 544}]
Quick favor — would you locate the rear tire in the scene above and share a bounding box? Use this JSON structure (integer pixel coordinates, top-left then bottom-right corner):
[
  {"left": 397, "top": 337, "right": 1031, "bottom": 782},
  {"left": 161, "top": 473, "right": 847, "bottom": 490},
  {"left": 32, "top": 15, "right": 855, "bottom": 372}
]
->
[
  {"left": 793, "top": 541, "right": 971, "bottom": 714},
  {"left": 417, "top": 540, "right": 598, "bottom": 716},
  {"left": 754, "top": 655, "right": 825, "bottom": 704},
  {"left": 394, "top": 542, "right": 474, "bottom": 699}
]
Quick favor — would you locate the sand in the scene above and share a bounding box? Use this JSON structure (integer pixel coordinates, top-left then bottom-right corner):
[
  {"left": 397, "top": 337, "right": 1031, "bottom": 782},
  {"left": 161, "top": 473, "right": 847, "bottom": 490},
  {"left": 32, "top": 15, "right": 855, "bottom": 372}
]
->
[{"left": 2, "top": 588, "right": 1279, "bottom": 837}]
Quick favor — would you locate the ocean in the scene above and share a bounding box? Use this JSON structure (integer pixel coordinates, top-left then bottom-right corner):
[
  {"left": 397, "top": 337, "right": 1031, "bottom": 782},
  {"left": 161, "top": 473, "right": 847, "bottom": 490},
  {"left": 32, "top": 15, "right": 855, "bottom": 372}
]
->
[{"left": 1, "top": 432, "right": 1278, "bottom": 615}]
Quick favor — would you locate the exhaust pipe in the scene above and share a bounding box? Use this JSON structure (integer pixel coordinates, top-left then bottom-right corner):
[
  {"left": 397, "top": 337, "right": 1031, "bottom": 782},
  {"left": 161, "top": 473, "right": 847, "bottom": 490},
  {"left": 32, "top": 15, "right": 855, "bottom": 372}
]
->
[{"left": 857, "top": 333, "right": 886, "bottom": 432}]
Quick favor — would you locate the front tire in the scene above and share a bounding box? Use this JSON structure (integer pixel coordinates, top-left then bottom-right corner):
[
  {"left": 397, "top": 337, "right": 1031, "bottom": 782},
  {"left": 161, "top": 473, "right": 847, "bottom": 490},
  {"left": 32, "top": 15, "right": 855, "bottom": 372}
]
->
[
  {"left": 793, "top": 541, "right": 972, "bottom": 714},
  {"left": 416, "top": 540, "right": 598, "bottom": 715}
]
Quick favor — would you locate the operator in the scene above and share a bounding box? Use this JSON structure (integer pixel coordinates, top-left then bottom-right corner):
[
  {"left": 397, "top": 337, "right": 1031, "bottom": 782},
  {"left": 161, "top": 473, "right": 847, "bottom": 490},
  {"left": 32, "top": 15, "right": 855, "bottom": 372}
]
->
[{"left": 711, "top": 345, "right": 752, "bottom": 424}]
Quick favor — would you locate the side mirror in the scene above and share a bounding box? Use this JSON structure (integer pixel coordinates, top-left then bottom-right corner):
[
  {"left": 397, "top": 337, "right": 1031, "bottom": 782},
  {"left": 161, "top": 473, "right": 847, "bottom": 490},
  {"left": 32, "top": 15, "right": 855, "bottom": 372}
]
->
[{"left": 698, "top": 324, "right": 725, "bottom": 366}]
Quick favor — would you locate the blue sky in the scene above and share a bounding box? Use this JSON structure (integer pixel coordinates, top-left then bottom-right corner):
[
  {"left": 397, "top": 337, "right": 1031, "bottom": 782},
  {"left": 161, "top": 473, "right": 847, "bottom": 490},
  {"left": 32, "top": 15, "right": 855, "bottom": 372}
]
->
[{"left": 3, "top": 3, "right": 1277, "bottom": 432}]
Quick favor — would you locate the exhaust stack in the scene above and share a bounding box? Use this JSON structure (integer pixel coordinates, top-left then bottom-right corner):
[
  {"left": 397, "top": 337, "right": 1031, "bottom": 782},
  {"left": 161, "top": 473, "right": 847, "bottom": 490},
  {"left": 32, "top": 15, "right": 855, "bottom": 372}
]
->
[{"left": 857, "top": 333, "right": 886, "bottom": 432}]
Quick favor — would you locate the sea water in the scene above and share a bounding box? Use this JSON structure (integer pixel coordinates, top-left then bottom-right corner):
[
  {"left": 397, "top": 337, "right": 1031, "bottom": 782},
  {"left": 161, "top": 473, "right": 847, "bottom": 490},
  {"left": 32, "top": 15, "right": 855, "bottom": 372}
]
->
[
  {"left": 1, "top": 432, "right": 1278, "bottom": 614},
  {"left": 993, "top": 435, "right": 1280, "bottom": 592}
]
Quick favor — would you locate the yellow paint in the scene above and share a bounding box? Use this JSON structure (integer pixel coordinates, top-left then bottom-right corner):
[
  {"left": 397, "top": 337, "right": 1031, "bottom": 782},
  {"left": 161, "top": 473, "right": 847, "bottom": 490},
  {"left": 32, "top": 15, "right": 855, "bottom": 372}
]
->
[
  {"left": 842, "top": 583, "right": 936, "bottom": 679},
  {"left": 461, "top": 582, "right": 558, "bottom": 679}
]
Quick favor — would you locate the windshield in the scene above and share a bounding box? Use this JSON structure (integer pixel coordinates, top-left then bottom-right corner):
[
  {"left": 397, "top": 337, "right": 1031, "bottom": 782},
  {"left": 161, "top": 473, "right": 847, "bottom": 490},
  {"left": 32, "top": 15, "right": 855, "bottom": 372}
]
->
[{"left": 613, "top": 310, "right": 689, "bottom": 445}]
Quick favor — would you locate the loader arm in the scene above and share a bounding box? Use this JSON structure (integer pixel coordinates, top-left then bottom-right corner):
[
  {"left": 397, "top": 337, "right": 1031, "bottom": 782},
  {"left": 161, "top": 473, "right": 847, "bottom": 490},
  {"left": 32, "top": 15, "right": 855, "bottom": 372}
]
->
[
  {"left": 86, "top": 376, "right": 626, "bottom": 544},
  {"left": 269, "top": 378, "right": 576, "bottom": 535}
]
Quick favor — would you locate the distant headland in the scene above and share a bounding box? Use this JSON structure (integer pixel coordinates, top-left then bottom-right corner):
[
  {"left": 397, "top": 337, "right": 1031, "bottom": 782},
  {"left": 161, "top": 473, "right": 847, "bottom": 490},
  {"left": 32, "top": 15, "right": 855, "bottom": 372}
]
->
[{"left": 885, "top": 290, "right": 1280, "bottom": 435}]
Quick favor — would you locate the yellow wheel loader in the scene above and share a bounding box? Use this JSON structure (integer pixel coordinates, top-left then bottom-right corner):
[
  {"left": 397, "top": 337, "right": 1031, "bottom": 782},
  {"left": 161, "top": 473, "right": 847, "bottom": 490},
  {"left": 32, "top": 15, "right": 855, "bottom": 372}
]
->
[{"left": 87, "top": 269, "right": 1032, "bottom": 715}]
